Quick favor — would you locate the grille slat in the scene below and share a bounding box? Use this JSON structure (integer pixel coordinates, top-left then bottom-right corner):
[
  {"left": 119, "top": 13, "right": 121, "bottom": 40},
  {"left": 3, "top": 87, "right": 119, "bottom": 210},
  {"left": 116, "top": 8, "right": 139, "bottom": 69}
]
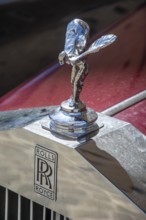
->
[
  {"left": 55, "top": 212, "right": 61, "bottom": 220},
  {"left": 30, "top": 200, "right": 33, "bottom": 220},
  {"left": 51, "top": 210, "right": 55, "bottom": 220},
  {"left": 18, "top": 194, "right": 21, "bottom": 220},
  {"left": 0, "top": 187, "right": 71, "bottom": 220},
  {"left": 5, "top": 188, "right": 8, "bottom": 220},
  {"left": 43, "top": 207, "right": 46, "bottom": 220},
  {"left": 0, "top": 186, "right": 5, "bottom": 220}
]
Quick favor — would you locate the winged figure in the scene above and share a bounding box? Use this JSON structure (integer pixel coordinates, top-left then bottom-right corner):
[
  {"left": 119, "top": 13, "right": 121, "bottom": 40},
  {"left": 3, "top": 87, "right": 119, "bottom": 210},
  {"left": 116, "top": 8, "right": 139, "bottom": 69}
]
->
[{"left": 59, "top": 19, "right": 117, "bottom": 109}]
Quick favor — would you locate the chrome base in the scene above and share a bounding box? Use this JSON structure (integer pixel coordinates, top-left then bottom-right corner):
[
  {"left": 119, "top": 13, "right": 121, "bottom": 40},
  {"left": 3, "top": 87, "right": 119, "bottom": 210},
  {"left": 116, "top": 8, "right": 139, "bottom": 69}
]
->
[{"left": 47, "top": 101, "right": 99, "bottom": 139}]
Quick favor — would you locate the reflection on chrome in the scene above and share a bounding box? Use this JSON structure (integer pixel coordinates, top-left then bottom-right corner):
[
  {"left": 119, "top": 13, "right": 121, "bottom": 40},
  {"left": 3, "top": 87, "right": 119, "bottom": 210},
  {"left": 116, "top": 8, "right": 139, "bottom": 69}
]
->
[{"left": 0, "top": 108, "right": 146, "bottom": 219}]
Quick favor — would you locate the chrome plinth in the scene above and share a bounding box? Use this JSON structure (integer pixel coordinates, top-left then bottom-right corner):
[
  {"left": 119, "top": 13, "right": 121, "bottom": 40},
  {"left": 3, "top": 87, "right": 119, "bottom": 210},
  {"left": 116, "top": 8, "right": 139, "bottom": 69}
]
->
[{"left": 45, "top": 100, "right": 99, "bottom": 140}]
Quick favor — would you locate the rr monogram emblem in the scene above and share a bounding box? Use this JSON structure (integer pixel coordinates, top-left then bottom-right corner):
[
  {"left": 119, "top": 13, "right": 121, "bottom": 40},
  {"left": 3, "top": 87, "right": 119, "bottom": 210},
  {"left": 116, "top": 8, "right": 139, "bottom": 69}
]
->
[
  {"left": 34, "top": 145, "right": 57, "bottom": 200},
  {"left": 37, "top": 158, "right": 53, "bottom": 188}
]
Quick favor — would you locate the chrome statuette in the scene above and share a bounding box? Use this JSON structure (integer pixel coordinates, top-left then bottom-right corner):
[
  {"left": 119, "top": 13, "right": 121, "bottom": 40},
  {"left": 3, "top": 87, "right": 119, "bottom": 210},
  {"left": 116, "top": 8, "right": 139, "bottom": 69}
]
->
[{"left": 47, "top": 19, "right": 117, "bottom": 139}]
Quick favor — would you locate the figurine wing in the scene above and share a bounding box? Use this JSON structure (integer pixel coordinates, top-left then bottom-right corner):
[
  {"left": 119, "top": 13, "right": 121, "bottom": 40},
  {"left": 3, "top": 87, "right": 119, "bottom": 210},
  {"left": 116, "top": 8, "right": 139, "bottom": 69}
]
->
[
  {"left": 69, "top": 34, "right": 117, "bottom": 63},
  {"left": 87, "top": 34, "right": 117, "bottom": 53}
]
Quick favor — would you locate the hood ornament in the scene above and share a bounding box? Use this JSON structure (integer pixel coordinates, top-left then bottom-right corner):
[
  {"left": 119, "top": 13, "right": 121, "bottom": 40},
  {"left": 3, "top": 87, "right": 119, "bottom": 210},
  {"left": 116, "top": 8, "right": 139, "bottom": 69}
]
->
[{"left": 47, "top": 19, "right": 117, "bottom": 140}]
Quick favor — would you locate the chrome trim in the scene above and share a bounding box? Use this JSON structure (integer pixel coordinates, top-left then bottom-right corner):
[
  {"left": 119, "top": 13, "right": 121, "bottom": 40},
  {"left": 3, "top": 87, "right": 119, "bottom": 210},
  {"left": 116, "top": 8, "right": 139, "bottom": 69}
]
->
[
  {"left": 101, "top": 90, "right": 146, "bottom": 116},
  {"left": 0, "top": 112, "right": 146, "bottom": 219},
  {"left": 51, "top": 210, "right": 54, "bottom": 220},
  {"left": 30, "top": 200, "right": 33, "bottom": 220},
  {"left": 43, "top": 206, "right": 46, "bottom": 220},
  {"left": 0, "top": 108, "right": 146, "bottom": 219},
  {"left": 5, "top": 188, "right": 8, "bottom": 220},
  {"left": 18, "top": 194, "right": 21, "bottom": 220}
]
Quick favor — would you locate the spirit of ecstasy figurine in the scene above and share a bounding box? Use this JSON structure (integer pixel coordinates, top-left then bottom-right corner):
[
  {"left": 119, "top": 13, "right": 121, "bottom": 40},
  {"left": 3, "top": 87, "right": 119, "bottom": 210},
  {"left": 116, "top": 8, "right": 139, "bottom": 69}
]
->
[{"left": 46, "top": 19, "right": 117, "bottom": 139}]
